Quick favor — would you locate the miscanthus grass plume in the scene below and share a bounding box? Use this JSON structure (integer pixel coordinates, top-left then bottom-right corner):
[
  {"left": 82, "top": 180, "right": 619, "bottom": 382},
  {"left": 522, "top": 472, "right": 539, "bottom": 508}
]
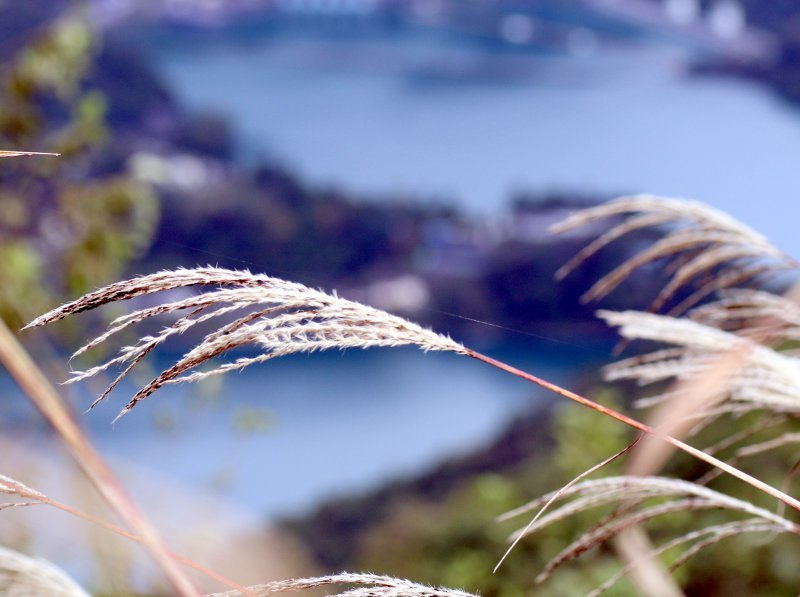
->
[
  {"left": 552, "top": 195, "right": 800, "bottom": 448},
  {"left": 0, "top": 150, "right": 59, "bottom": 158},
  {"left": 551, "top": 194, "right": 798, "bottom": 313},
  {"left": 25, "top": 264, "right": 800, "bottom": 519},
  {"left": 690, "top": 288, "right": 800, "bottom": 341},
  {"left": 25, "top": 267, "right": 467, "bottom": 421},
  {"left": 491, "top": 195, "right": 800, "bottom": 591},
  {"left": 599, "top": 310, "right": 800, "bottom": 415},
  {"left": 499, "top": 476, "right": 800, "bottom": 594},
  {"left": 208, "top": 573, "right": 479, "bottom": 597},
  {"left": 0, "top": 544, "right": 89, "bottom": 596}
]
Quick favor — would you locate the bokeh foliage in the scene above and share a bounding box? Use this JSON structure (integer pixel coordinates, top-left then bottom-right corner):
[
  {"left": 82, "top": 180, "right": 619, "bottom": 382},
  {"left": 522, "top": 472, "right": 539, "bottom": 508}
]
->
[
  {"left": 341, "top": 391, "right": 800, "bottom": 596},
  {"left": 0, "top": 9, "right": 157, "bottom": 329}
]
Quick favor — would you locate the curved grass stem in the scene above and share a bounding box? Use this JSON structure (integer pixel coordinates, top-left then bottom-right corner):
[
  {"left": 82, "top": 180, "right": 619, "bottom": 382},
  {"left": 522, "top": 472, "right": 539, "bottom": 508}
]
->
[
  {"left": 0, "top": 321, "right": 200, "bottom": 596},
  {"left": 465, "top": 348, "right": 800, "bottom": 514}
]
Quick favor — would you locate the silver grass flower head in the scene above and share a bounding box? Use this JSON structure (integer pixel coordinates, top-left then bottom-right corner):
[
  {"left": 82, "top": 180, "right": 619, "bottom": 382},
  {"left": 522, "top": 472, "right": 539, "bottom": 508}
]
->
[
  {"left": 0, "top": 474, "right": 44, "bottom": 499},
  {"left": 549, "top": 194, "right": 796, "bottom": 311},
  {"left": 0, "top": 545, "right": 89, "bottom": 597},
  {"left": 206, "top": 573, "right": 479, "bottom": 597},
  {"left": 500, "top": 476, "right": 799, "bottom": 533},
  {"left": 498, "top": 476, "right": 798, "bottom": 592},
  {"left": 551, "top": 195, "right": 777, "bottom": 246},
  {"left": 598, "top": 310, "right": 800, "bottom": 413},
  {"left": 26, "top": 267, "right": 466, "bottom": 421},
  {"left": 691, "top": 289, "right": 800, "bottom": 341}
]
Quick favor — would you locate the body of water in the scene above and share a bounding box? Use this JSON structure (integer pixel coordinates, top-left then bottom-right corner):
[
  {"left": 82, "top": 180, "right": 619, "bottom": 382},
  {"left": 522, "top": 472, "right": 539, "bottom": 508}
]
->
[
  {"left": 1, "top": 344, "right": 594, "bottom": 519},
  {"left": 149, "top": 30, "right": 800, "bottom": 256}
]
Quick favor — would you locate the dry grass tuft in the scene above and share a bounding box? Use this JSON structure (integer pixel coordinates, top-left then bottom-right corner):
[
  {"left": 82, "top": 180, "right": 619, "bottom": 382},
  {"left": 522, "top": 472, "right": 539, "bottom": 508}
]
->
[
  {"left": 499, "top": 476, "right": 799, "bottom": 593},
  {"left": 550, "top": 194, "right": 797, "bottom": 313},
  {"left": 26, "top": 267, "right": 466, "bottom": 421},
  {"left": 599, "top": 310, "right": 800, "bottom": 418},
  {"left": 0, "top": 544, "right": 89, "bottom": 596},
  {"left": 0, "top": 150, "right": 59, "bottom": 158},
  {"left": 0, "top": 473, "right": 257, "bottom": 595},
  {"left": 690, "top": 288, "right": 800, "bottom": 340},
  {"left": 487, "top": 197, "right": 800, "bottom": 591},
  {"left": 206, "top": 572, "right": 478, "bottom": 597}
]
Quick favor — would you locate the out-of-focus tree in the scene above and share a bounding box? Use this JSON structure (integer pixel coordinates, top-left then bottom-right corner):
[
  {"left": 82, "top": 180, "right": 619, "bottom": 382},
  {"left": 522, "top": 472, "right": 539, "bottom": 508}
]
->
[{"left": 0, "top": 7, "right": 158, "bottom": 330}]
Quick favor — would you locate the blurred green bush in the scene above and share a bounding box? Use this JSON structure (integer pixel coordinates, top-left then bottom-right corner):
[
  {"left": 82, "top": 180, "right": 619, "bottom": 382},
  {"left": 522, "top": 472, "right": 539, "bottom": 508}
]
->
[{"left": 0, "top": 11, "right": 157, "bottom": 330}]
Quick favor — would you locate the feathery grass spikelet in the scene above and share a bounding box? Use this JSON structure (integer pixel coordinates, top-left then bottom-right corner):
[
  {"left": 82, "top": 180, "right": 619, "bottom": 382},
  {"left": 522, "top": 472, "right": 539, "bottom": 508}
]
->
[
  {"left": 690, "top": 288, "right": 800, "bottom": 340},
  {"left": 498, "top": 476, "right": 799, "bottom": 592},
  {"left": 519, "top": 255, "right": 800, "bottom": 594},
  {"left": 598, "top": 310, "right": 800, "bottom": 415},
  {"left": 550, "top": 195, "right": 796, "bottom": 311},
  {"left": 0, "top": 150, "right": 59, "bottom": 158},
  {"left": 26, "top": 267, "right": 466, "bottom": 420},
  {"left": 587, "top": 519, "right": 787, "bottom": 597},
  {"left": 0, "top": 545, "right": 89, "bottom": 596},
  {"left": 0, "top": 474, "right": 45, "bottom": 500},
  {"left": 501, "top": 476, "right": 798, "bottom": 535},
  {"left": 206, "top": 572, "right": 479, "bottom": 597}
]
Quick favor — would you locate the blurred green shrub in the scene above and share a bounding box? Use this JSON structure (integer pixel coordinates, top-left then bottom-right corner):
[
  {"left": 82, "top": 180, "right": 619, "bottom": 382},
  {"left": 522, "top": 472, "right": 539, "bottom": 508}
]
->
[
  {"left": 0, "top": 11, "right": 157, "bottom": 329},
  {"left": 335, "top": 391, "right": 800, "bottom": 596}
]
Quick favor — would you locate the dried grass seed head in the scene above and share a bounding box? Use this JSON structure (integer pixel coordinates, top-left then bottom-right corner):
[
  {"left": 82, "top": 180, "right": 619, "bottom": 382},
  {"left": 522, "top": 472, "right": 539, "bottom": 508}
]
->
[
  {"left": 26, "top": 267, "right": 466, "bottom": 421},
  {"left": 690, "top": 288, "right": 800, "bottom": 340},
  {"left": 598, "top": 310, "right": 800, "bottom": 415},
  {"left": 206, "top": 573, "right": 478, "bottom": 597},
  {"left": 499, "top": 476, "right": 799, "bottom": 589},
  {"left": 550, "top": 195, "right": 795, "bottom": 309}
]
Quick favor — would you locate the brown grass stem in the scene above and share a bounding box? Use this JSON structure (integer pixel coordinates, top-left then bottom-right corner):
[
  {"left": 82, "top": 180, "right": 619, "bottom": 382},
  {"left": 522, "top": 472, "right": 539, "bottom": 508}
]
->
[
  {"left": 0, "top": 476, "right": 256, "bottom": 596},
  {"left": 493, "top": 437, "right": 642, "bottom": 573},
  {"left": 613, "top": 526, "right": 683, "bottom": 597},
  {"left": 0, "top": 321, "right": 199, "bottom": 596},
  {"left": 464, "top": 348, "right": 800, "bottom": 514},
  {"left": 0, "top": 150, "right": 59, "bottom": 157}
]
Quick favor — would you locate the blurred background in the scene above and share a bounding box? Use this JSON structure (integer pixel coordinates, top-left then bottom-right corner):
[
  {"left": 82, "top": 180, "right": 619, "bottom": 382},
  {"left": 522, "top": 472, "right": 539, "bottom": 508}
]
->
[{"left": 2, "top": 1, "right": 800, "bottom": 594}]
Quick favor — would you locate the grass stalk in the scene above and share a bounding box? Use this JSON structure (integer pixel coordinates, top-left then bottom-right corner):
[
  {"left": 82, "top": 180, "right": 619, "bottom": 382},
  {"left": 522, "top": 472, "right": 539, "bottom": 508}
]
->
[
  {"left": 0, "top": 320, "right": 200, "bottom": 596},
  {"left": 0, "top": 150, "right": 60, "bottom": 157},
  {"left": 1, "top": 475, "right": 256, "bottom": 596},
  {"left": 464, "top": 348, "right": 800, "bottom": 513},
  {"left": 494, "top": 437, "right": 641, "bottom": 573}
]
